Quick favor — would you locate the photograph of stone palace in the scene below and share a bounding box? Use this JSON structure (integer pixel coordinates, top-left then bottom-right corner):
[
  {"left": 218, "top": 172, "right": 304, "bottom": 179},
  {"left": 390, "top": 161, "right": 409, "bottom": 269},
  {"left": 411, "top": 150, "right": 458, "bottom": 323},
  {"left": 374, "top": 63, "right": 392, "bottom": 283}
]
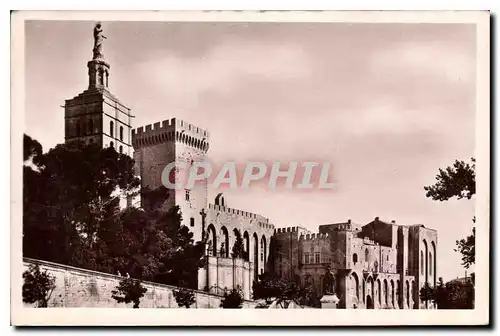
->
[{"left": 47, "top": 22, "right": 440, "bottom": 310}]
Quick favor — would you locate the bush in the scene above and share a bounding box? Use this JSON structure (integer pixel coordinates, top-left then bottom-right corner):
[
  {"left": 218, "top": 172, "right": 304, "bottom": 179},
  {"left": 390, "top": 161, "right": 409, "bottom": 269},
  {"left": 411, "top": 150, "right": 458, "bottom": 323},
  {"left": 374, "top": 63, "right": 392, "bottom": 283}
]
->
[
  {"left": 22, "top": 263, "right": 56, "bottom": 308},
  {"left": 419, "top": 277, "right": 474, "bottom": 309},
  {"left": 173, "top": 285, "right": 196, "bottom": 308},
  {"left": 255, "top": 302, "right": 269, "bottom": 309},
  {"left": 252, "top": 272, "right": 319, "bottom": 308},
  {"left": 111, "top": 278, "right": 148, "bottom": 308},
  {"left": 220, "top": 287, "right": 243, "bottom": 309}
]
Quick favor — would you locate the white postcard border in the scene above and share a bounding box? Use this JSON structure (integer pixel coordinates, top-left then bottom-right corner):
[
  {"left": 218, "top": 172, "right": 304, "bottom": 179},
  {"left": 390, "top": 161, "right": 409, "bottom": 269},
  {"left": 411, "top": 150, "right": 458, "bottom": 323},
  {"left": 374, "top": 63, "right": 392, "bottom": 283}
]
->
[{"left": 10, "top": 10, "right": 490, "bottom": 326}]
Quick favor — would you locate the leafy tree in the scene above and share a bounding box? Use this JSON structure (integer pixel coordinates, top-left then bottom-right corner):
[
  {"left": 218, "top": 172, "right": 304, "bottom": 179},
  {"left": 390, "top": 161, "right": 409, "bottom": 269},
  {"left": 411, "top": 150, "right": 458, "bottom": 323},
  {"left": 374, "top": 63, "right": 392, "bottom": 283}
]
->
[
  {"left": 22, "top": 263, "right": 56, "bottom": 308},
  {"left": 23, "top": 134, "right": 43, "bottom": 166},
  {"left": 220, "top": 287, "right": 244, "bottom": 308},
  {"left": 434, "top": 277, "right": 448, "bottom": 307},
  {"left": 299, "top": 284, "right": 322, "bottom": 308},
  {"left": 100, "top": 206, "right": 167, "bottom": 281},
  {"left": 252, "top": 272, "right": 319, "bottom": 308},
  {"left": 88, "top": 202, "right": 204, "bottom": 286},
  {"left": 23, "top": 135, "right": 140, "bottom": 266},
  {"left": 444, "top": 282, "right": 474, "bottom": 309},
  {"left": 22, "top": 135, "right": 205, "bottom": 290},
  {"left": 424, "top": 158, "right": 476, "bottom": 269},
  {"left": 252, "top": 272, "right": 285, "bottom": 305},
  {"left": 455, "top": 227, "right": 475, "bottom": 269},
  {"left": 424, "top": 158, "right": 475, "bottom": 201},
  {"left": 419, "top": 277, "right": 474, "bottom": 309},
  {"left": 419, "top": 282, "right": 435, "bottom": 306},
  {"left": 173, "top": 284, "right": 196, "bottom": 308},
  {"left": 231, "top": 234, "right": 245, "bottom": 259},
  {"left": 111, "top": 278, "right": 148, "bottom": 308},
  {"left": 153, "top": 206, "right": 206, "bottom": 289}
]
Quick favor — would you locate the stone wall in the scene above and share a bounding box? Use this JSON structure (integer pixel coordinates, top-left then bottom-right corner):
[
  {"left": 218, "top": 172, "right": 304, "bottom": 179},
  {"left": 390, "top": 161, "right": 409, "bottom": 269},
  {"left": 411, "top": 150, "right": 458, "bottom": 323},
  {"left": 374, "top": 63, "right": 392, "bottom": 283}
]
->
[{"left": 22, "top": 258, "right": 256, "bottom": 308}]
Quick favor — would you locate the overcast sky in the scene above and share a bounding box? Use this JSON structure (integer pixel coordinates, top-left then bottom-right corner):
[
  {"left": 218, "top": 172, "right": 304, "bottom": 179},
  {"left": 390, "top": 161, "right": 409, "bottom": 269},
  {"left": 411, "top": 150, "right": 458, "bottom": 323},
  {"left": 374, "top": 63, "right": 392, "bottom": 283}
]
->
[{"left": 25, "top": 20, "right": 476, "bottom": 281}]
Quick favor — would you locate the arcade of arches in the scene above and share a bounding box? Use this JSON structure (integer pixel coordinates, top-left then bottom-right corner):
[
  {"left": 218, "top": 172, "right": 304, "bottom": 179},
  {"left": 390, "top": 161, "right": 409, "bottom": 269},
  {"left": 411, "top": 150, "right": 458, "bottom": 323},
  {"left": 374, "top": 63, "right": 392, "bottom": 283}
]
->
[{"left": 348, "top": 272, "right": 417, "bottom": 309}]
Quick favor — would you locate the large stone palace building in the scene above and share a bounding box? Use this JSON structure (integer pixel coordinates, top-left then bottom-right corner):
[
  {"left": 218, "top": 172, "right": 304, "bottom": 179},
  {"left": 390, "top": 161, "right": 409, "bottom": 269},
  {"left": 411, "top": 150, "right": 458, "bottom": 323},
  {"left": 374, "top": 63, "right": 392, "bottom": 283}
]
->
[{"left": 63, "top": 24, "right": 438, "bottom": 309}]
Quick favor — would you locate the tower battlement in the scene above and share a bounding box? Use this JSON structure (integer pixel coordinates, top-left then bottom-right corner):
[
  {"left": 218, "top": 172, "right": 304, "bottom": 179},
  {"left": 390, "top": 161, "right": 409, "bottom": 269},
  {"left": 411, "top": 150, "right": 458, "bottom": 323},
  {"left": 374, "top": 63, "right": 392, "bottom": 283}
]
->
[
  {"left": 132, "top": 118, "right": 210, "bottom": 151},
  {"left": 208, "top": 203, "right": 274, "bottom": 230},
  {"left": 274, "top": 226, "right": 311, "bottom": 234},
  {"left": 299, "top": 232, "right": 330, "bottom": 241}
]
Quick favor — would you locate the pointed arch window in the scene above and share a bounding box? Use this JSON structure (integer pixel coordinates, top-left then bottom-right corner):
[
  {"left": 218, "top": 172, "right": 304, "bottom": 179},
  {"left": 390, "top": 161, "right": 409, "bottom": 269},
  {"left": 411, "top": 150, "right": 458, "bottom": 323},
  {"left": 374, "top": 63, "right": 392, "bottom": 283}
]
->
[
  {"left": 353, "top": 274, "right": 359, "bottom": 300},
  {"left": 377, "top": 280, "right": 381, "bottom": 304},
  {"left": 384, "top": 280, "right": 388, "bottom": 306},
  {"left": 429, "top": 252, "right": 432, "bottom": 276},
  {"left": 260, "top": 236, "right": 267, "bottom": 264},
  {"left": 88, "top": 118, "right": 94, "bottom": 135},
  {"left": 99, "top": 68, "right": 104, "bottom": 85},
  {"left": 362, "top": 281, "right": 366, "bottom": 303},
  {"left": 391, "top": 280, "right": 395, "bottom": 307},
  {"left": 406, "top": 281, "right": 410, "bottom": 308},
  {"left": 76, "top": 120, "right": 81, "bottom": 137},
  {"left": 110, "top": 121, "right": 114, "bottom": 138},
  {"left": 421, "top": 251, "right": 424, "bottom": 275}
]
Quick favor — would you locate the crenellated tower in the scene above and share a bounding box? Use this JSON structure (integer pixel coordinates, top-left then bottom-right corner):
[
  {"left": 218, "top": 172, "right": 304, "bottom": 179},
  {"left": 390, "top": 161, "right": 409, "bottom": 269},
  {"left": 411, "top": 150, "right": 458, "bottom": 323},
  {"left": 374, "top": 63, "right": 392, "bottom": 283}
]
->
[
  {"left": 132, "top": 118, "right": 210, "bottom": 242},
  {"left": 273, "top": 226, "right": 311, "bottom": 280}
]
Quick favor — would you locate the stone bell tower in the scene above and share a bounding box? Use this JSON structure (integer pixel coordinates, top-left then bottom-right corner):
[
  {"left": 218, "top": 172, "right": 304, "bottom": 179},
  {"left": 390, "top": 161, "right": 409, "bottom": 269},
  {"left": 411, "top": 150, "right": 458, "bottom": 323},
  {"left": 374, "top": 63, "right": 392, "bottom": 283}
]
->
[{"left": 64, "top": 22, "right": 133, "bottom": 157}]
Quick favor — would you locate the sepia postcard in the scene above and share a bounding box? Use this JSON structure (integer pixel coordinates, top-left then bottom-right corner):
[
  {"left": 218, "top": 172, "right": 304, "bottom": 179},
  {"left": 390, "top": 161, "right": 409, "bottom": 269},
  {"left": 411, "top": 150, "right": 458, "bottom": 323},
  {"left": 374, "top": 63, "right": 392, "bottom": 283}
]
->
[{"left": 10, "top": 10, "right": 490, "bottom": 326}]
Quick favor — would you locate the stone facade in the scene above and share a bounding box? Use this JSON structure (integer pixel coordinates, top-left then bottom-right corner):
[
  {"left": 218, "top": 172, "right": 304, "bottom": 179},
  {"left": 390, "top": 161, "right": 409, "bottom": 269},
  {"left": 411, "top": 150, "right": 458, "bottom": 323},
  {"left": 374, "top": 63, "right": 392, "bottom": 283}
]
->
[
  {"left": 23, "top": 258, "right": 256, "bottom": 308},
  {"left": 199, "top": 201, "right": 275, "bottom": 298},
  {"left": 408, "top": 225, "right": 438, "bottom": 309},
  {"left": 205, "top": 201, "right": 275, "bottom": 277},
  {"left": 273, "top": 218, "right": 437, "bottom": 309}
]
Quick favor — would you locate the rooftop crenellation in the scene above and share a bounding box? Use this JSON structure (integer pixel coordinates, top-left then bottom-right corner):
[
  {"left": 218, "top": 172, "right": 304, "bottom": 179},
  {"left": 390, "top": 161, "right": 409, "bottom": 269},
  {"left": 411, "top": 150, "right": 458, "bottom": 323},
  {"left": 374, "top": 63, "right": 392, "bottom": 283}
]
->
[
  {"left": 132, "top": 118, "right": 210, "bottom": 151},
  {"left": 208, "top": 203, "right": 274, "bottom": 230},
  {"left": 274, "top": 226, "right": 311, "bottom": 234},
  {"left": 300, "top": 232, "right": 330, "bottom": 241}
]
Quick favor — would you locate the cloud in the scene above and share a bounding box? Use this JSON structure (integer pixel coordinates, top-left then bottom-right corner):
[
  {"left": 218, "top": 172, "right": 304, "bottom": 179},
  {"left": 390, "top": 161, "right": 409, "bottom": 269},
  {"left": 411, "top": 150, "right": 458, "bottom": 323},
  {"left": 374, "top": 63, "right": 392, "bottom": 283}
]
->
[
  {"left": 340, "top": 99, "right": 450, "bottom": 137},
  {"left": 328, "top": 40, "right": 476, "bottom": 139},
  {"left": 369, "top": 41, "right": 475, "bottom": 85},
  {"left": 134, "top": 41, "right": 312, "bottom": 104}
]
